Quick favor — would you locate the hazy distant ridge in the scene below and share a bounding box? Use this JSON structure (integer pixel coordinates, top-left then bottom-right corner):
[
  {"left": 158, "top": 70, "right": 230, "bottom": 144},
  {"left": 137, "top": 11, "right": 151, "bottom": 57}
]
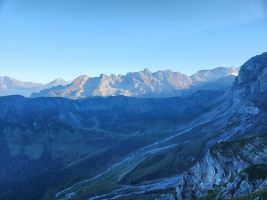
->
[{"left": 0, "top": 77, "right": 68, "bottom": 97}]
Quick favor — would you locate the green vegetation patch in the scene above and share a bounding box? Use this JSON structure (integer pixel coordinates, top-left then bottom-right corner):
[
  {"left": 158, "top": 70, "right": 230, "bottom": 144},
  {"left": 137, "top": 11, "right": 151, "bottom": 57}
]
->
[
  {"left": 234, "top": 186, "right": 267, "bottom": 200},
  {"left": 244, "top": 164, "right": 267, "bottom": 181},
  {"left": 199, "top": 189, "right": 218, "bottom": 200}
]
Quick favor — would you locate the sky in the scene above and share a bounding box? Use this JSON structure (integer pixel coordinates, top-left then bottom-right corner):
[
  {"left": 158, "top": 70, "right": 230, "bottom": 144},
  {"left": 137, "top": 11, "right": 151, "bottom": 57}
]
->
[{"left": 0, "top": 0, "right": 267, "bottom": 83}]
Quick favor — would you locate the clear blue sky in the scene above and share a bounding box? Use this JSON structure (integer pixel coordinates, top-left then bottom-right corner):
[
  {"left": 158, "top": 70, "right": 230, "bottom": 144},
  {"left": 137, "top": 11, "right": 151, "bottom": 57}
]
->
[{"left": 0, "top": 0, "right": 266, "bottom": 83}]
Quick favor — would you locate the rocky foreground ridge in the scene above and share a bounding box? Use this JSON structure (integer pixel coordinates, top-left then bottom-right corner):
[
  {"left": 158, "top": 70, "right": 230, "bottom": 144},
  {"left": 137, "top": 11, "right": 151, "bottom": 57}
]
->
[{"left": 176, "top": 52, "right": 267, "bottom": 200}]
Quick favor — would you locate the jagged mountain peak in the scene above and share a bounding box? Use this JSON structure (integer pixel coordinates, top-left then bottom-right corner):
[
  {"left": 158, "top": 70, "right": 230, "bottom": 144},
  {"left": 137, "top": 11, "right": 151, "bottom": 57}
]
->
[
  {"left": 45, "top": 78, "right": 68, "bottom": 89},
  {"left": 67, "top": 75, "right": 90, "bottom": 89},
  {"left": 141, "top": 68, "right": 152, "bottom": 74},
  {"left": 50, "top": 77, "right": 66, "bottom": 83},
  {"left": 73, "top": 75, "right": 89, "bottom": 81}
]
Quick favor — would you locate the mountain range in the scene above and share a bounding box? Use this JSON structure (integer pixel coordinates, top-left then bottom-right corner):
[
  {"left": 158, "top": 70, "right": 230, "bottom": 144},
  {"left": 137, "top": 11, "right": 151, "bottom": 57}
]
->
[
  {"left": 32, "top": 67, "right": 239, "bottom": 98},
  {"left": 1, "top": 66, "right": 239, "bottom": 98},
  {"left": 0, "top": 53, "right": 266, "bottom": 200}
]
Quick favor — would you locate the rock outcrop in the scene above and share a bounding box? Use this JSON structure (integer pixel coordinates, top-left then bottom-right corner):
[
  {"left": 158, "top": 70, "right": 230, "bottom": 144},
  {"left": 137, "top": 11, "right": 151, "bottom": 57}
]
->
[
  {"left": 233, "top": 52, "right": 267, "bottom": 112},
  {"left": 176, "top": 134, "right": 267, "bottom": 199}
]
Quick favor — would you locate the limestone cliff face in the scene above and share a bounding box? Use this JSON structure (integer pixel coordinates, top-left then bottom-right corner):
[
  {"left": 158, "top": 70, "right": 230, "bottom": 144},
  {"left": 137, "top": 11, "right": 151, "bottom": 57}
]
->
[
  {"left": 233, "top": 52, "right": 267, "bottom": 114},
  {"left": 176, "top": 135, "right": 267, "bottom": 199},
  {"left": 176, "top": 52, "right": 267, "bottom": 199},
  {"left": 218, "top": 163, "right": 267, "bottom": 199}
]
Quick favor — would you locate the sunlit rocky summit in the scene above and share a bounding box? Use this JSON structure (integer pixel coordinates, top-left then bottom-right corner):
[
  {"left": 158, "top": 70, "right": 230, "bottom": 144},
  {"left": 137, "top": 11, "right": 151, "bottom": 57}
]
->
[{"left": 31, "top": 66, "right": 239, "bottom": 98}]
